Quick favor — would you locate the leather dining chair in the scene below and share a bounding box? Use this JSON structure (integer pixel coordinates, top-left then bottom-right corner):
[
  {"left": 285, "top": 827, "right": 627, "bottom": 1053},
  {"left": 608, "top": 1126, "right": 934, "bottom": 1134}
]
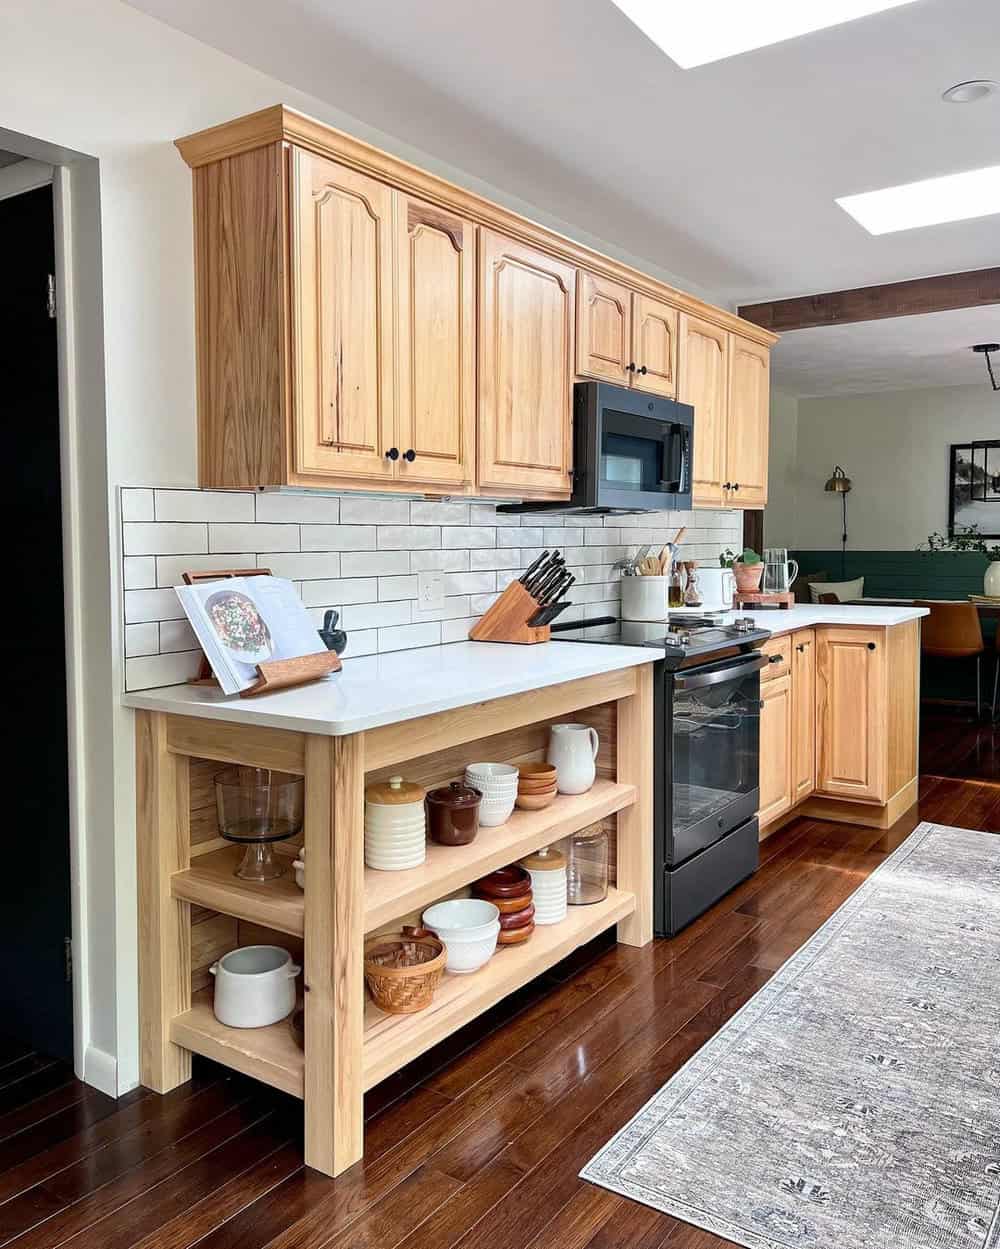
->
[
  {"left": 818, "top": 592, "right": 840, "bottom": 604},
  {"left": 915, "top": 601, "right": 986, "bottom": 718}
]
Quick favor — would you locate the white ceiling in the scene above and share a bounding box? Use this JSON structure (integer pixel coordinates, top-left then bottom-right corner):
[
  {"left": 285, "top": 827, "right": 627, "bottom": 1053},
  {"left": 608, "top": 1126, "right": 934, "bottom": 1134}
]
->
[
  {"left": 127, "top": 0, "right": 1000, "bottom": 309},
  {"left": 772, "top": 305, "right": 1000, "bottom": 396}
]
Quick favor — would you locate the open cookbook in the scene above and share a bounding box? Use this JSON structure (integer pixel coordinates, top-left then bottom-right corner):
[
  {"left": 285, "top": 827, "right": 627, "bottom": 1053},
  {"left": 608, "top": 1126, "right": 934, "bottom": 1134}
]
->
[{"left": 175, "top": 575, "right": 330, "bottom": 695}]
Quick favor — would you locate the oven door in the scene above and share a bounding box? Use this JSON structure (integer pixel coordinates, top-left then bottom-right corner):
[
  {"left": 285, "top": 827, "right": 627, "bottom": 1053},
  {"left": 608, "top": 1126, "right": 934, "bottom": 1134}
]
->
[{"left": 665, "top": 652, "right": 765, "bottom": 865}]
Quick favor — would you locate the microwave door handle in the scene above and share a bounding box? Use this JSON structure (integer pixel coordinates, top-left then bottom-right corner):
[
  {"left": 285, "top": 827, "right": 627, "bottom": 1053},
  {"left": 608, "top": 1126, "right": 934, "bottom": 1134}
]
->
[
  {"left": 659, "top": 427, "right": 681, "bottom": 489},
  {"left": 674, "top": 653, "right": 768, "bottom": 691}
]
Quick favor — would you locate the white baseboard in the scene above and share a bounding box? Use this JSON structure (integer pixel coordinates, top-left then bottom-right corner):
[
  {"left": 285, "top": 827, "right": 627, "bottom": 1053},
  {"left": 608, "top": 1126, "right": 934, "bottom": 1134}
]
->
[{"left": 82, "top": 1044, "right": 118, "bottom": 1098}]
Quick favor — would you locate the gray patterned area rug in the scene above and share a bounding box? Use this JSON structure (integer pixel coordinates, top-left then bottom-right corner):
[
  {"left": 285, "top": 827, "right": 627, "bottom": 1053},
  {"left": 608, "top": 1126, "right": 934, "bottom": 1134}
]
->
[{"left": 582, "top": 821, "right": 1000, "bottom": 1249}]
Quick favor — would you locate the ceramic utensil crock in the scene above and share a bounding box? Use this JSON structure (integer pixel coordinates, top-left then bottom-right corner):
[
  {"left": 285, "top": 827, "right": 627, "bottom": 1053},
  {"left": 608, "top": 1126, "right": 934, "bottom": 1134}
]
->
[
  {"left": 364, "top": 775, "right": 426, "bottom": 870},
  {"left": 547, "top": 723, "right": 599, "bottom": 794},
  {"left": 621, "top": 575, "right": 669, "bottom": 622},
  {"left": 211, "top": 946, "right": 300, "bottom": 1028}
]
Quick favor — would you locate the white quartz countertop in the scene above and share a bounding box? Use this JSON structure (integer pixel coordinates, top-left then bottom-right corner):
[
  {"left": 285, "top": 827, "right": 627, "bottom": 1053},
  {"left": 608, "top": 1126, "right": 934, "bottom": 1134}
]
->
[
  {"left": 668, "top": 603, "right": 929, "bottom": 637},
  {"left": 121, "top": 640, "right": 657, "bottom": 736}
]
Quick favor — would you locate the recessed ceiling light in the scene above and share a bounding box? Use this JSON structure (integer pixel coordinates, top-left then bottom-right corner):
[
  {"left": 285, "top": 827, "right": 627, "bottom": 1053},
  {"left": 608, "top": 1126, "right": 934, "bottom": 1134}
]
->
[
  {"left": 941, "top": 79, "right": 999, "bottom": 103},
  {"left": 608, "top": 0, "right": 919, "bottom": 69},
  {"left": 836, "top": 165, "right": 1000, "bottom": 234}
]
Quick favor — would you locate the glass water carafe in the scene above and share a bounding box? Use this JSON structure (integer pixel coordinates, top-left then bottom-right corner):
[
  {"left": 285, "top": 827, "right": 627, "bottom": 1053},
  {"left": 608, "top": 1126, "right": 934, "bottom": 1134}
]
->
[{"left": 763, "top": 548, "right": 799, "bottom": 594}]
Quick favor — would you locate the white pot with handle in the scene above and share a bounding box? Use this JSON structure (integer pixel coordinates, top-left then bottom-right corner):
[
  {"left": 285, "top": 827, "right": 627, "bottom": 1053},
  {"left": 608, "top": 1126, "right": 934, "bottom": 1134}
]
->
[
  {"left": 547, "top": 723, "right": 599, "bottom": 794},
  {"left": 210, "top": 945, "right": 300, "bottom": 1028}
]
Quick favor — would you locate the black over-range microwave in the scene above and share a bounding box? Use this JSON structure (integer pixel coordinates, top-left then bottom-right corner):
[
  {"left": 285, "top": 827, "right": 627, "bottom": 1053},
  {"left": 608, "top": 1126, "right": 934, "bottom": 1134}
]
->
[{"left": 496, "top": 380, "right": 693, "bottom": 516}]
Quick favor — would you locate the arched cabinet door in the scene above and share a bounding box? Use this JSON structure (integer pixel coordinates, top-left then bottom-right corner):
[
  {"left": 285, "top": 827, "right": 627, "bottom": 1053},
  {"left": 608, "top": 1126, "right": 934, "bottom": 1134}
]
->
[
  {"left": 394, "top": 194, "right": 476, "bottom": 489},
  {"left": 678, "top": 312, "right": 729, "bottom": 508},
  {"left": 726, "top": 334, "right": 770, "bottom": 508},
  {"left": 576, "top": 271, "right": 631, "bottom": 383},
  {"left": 290, "top": 149, "right": 395, "bottom": 481},
  {"left": 478, "top": 229, "right": 575, "bottom": 498},
  {"left": 631, "top": 293, "right": 678, "bottom": 398}
]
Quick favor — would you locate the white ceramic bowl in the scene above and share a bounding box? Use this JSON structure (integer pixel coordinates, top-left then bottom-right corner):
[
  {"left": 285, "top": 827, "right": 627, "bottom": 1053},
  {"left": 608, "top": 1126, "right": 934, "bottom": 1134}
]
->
[
  {"left": 465, "top": 763, "right": 518, "bottom": 784},
  {"left": 422, "top": 898, "right": 501, "bottom": 972},
  {"left": 478, "top": 798, "right": 517, "bottom": 828}
]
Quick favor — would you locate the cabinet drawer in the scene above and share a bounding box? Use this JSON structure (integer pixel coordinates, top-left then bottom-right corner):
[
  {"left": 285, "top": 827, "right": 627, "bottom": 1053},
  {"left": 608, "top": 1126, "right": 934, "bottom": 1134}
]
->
[{"left": 759, "top": 636, "right": 791, "bottom": 682}]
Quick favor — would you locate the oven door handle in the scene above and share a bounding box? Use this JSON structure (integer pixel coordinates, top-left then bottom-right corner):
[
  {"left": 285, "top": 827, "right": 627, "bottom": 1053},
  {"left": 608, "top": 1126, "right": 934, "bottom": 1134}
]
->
[{"left": 673, "top": 652, "right": 768, "bottom": 690}]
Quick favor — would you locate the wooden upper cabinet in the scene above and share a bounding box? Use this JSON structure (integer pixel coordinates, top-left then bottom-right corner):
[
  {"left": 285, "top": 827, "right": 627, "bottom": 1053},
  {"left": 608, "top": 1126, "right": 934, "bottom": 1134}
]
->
[
  {"left": 479, "top": 230, "right": 575, "bottom": 497},
  {"left": 576, "top": 272, "right": 631, "bottom": 383},
  {"left": 291, "top": 149, "right": 395, "bottom": 482},
  {"left": 726, "top": 335, "right": 770, "bottom": 508},
  {"left": 791, "top": 629, "right": 816, "bottom": 804},
  {"left": 631, "top": 294, "right": 677, "bottom": 397},
  {"left": 678, "top": 313, "right": 729, "bottom": 508},
  {"left": 394, "top": 193, "right": 475, "bottom": 488},
  {"left": 815, "top": 626, "right": 886, "bottom": 803}
]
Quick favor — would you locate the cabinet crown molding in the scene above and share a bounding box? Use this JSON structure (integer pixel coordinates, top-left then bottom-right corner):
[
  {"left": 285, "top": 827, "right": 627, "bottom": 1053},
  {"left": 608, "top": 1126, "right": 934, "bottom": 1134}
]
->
[{"left": 176, "top": 104, "right": 777, "bottom": 349}]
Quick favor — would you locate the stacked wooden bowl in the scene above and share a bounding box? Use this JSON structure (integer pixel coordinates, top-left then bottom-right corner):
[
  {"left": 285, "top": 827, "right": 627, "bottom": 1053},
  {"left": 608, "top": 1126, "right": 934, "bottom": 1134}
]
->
[
  {"left": 472, "top": 866, "right": 534, "bottom": 945},
  {"left": 515, "top": 761, "right": 558, "bottom": 811}
]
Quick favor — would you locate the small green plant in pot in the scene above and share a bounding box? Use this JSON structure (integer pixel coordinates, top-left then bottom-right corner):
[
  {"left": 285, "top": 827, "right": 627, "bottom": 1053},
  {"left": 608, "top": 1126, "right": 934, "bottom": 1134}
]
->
[
  {"left": 721, "top": 547, "right": 764, "bottom": 593},
  {"left": 918, "top": 526, "right": 1000, "bottom": 597}
]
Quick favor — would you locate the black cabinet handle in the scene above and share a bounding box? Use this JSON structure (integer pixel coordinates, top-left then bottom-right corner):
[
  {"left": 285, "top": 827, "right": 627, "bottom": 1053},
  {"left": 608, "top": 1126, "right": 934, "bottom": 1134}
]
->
[
  {"left": 732, "top": 483, "right": 740, "bottom": 491},
  {"left": 638, "top": 365, "right": 648, "bottom": 375},
  {"left": 385, "top": 447, "right": 400, "bottom": 461},
  {"left": 402, "top": 449, "right": 416, "bottom": 462},
  {"left": 768, "top": 653, "right": 783, "bottom": 664},
  {"left": 867, "top": 642, "right": 877, "bottom": 651},
  {"left": 723, "top": 481, "right": 733, "bottom": 491},
  {"left": 796, "top": 642, "right": 808, "bottom": 652},
  {"left": 627, "top": 362, "right": 636, "bottom": 372}
]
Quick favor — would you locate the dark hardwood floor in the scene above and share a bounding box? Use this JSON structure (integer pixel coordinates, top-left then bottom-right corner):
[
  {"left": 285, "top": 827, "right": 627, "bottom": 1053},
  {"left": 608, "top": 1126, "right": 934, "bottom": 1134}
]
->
[{"left": 2, "top": 720, "right": 996, "bottom": 1249}]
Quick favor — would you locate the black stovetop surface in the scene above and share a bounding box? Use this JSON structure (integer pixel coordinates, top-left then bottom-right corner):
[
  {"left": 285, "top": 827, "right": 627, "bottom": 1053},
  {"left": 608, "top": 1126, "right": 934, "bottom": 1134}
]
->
[{"left": 554, "top": 615, "right": 771, "bottom": 668}]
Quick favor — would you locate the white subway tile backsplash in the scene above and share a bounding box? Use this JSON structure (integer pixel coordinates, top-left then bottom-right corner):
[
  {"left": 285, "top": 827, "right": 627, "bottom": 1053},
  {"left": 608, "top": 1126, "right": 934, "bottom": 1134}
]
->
[
  {"left": 155, "top": 489, "right": 254, "bottom": 523},
  {"left": 123, "top": 557, "right": 156, "bottom": 590},
  {"left": 340, "top": 497, "right": 410, "bottom": 526},
  {"left": 300, "top": 578, "right": 378, "bottom": 607},
  {"left": 118, "top": 486, "right": 739, "bottom": 691},
  {"left": 378, "top": 621, "right": 441, "bottom": 652},
  {"left": 341, "top": 600, "right": 412, "bottom": 630},
  {"left": 255, "top": 493, "right": 341, "bottom": 524},
  {"left": 340, "top": 550, "right": 409, "bottom": 577},
  {"left": 210, "top": 523, "right": 300, "bottom": 553},
  {"left": 301, "top": 525, "right": 376, "bottom": 552},
  {"left": 123, "top": 522, "right": 207, "bottom": 556},
  {"left": 121, "top": 488, "right": 154, "bottom": 522},
  {"left": 377, "top": 525, "right": 440, "bottom": 550}
]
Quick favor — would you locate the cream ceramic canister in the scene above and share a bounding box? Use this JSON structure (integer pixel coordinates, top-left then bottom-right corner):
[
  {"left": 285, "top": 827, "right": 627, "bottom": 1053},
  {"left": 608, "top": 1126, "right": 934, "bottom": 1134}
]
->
[
  {"left": 547, "top": 723, "right": 599, "bottom": 794},
  {"left": 985, "top": 561, "right": 1000, "bottom": 598}
]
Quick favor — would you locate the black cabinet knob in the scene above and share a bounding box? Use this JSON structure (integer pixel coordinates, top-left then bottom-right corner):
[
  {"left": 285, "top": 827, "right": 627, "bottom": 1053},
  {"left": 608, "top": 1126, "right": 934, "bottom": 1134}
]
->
[
  {"left": 732, "top": 483, "right": 740, "bottom": 491},
  {"left": 768, "top": 654, "right": 783, "bottom": 664},
  {"left": 867, "top": 641, "right": 877, "bottom": 651},
  {"left": 385, "top": 447, "right": 400, "bottom": 461},
  {"left": 638, "top": 365, "right": 648, "bottom": 375},
  {"left": 723, "top": 481, "right": 733, "bottom": 491},
  {"left": 402, "top": 449, "right": 416, "bottom": 462},
  {"left": 627, "top": 362, "right": 636, "bottom": 372}
]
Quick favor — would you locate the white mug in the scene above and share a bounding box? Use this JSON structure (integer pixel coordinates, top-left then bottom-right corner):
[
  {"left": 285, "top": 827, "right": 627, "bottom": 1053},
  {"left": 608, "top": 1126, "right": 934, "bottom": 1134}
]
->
[{"left": 547, "top": 723, "right": 599, "bottom": 794}]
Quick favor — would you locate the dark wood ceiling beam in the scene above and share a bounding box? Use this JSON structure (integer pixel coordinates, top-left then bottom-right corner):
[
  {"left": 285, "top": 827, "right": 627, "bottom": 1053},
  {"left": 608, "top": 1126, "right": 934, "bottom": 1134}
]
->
[{"left": 738, "top": 267, "right": 1000, "bottom": 332}]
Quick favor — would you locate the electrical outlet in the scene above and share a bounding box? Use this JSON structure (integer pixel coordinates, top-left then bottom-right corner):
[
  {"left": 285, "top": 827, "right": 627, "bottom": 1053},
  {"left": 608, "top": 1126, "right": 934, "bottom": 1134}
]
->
[{"left": 417, "top": 570, "right": 444, "bottom": 611}]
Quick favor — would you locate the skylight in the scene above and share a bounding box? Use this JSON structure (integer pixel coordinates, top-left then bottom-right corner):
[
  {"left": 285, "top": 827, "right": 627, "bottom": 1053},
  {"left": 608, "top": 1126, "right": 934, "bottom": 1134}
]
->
[
  {"left": 837, "top": 166, "right": 1000, "bottom": 234},
  {"left": 609, "top": 0, "right": 919, "bottom": 68}
]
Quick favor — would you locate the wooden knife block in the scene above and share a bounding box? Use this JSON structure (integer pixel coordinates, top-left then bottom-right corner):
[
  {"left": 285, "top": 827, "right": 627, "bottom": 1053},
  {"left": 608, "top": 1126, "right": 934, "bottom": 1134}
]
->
[{"left": 468, "top": 581, "right": 551, "bottom": 645}]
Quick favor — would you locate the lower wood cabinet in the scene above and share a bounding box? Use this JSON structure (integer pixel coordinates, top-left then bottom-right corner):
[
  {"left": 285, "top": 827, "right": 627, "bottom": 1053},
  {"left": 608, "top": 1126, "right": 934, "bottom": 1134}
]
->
[
  {"left": 791, "top": 629, "right": 816, "bottom": 803},
  {"left": 479, "top": 230, "right": 575, "bottom": 497},
  {"left": 759, "top": 672, "right": 794, "bottom": 826},
  {"left": 815, "top": 626, "right": 886, "bottom": 802}
]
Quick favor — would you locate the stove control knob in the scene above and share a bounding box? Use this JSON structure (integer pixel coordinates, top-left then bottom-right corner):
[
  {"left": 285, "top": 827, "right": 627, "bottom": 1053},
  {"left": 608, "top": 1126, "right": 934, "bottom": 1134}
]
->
[{"left": 732, "top": 617, "right": 755, "bottom": 633}]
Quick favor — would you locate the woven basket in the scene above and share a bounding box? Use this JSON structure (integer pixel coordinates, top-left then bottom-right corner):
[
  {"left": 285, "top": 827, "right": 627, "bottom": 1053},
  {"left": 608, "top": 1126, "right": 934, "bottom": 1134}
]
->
[{"left": 364, "top": 926, "right": 447, "bottom": 1015}]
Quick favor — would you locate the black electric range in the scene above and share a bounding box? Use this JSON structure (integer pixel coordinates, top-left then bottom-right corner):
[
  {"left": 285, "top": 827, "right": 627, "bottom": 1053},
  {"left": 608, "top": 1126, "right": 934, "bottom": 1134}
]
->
[{"left": 554, "top": 614, "right": 772, "bottom": 936}]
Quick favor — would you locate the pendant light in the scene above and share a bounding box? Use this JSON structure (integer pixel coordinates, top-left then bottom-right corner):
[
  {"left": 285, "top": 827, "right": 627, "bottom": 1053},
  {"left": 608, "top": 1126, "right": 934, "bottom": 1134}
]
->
[{"left": 972, "top": 343, "right": 999, "bottom": 391}]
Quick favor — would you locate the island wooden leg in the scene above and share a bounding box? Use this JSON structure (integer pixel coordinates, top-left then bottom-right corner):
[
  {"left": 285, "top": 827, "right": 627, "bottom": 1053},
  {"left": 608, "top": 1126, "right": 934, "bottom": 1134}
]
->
[
  {"left": 303, "top": 732, "right": 365, "bottom": 1176},
  {"left": 615, "top": 664, "right": 654, "bottom": 946},
  {"left": 136, "top": 710, "right": 192, "bottom": 1091}
]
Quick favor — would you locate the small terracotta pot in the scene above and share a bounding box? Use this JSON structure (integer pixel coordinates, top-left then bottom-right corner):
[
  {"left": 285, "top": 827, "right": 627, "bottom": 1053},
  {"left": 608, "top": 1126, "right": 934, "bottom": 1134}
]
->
[
  {"left": 499, "top": 903, "right": 535, "bottom": 931},
  {"left": 473, "top": 865, "right": 532, "bottom": 898},
  {"left": 733, "top": 561, "right": 764, "bottom": 593}
]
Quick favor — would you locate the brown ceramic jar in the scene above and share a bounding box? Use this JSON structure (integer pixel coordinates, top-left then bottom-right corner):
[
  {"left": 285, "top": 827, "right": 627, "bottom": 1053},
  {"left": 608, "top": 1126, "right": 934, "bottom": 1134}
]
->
[{"left": 425, "top": 780, "right": 482, "bottom": 846}]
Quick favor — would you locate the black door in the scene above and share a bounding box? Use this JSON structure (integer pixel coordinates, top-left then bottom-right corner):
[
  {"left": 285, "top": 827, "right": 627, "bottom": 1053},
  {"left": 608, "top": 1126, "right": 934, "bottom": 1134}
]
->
[{"left": 1, "top": 184, "right": 74, "bottom": 1061}]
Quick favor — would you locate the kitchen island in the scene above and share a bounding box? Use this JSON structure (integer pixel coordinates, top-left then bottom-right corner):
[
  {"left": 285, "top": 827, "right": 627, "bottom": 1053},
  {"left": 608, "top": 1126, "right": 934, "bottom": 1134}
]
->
[{"left": 124, "top": 642, "right": 657, "bottom": 1178}]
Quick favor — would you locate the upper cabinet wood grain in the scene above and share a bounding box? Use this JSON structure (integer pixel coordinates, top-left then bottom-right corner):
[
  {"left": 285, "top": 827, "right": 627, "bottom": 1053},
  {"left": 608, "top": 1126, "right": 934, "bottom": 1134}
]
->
[
  {"left": 678, "top": 313, "right": 729, "bottom": 508},
  {"left": 479, "top": 231, "right": 575, "bottom": 497},
  {"left": 726, "top": 335, "right": 770, "bottom": 508},
  {"left": 178, "top": 106, "right": 775, "bottom": 495},
  {"left": 291, "top": 150, "right": 395, "bottom": 482},
  {"left": 394, "top": 193, "right": 475, "bottom": 489}
]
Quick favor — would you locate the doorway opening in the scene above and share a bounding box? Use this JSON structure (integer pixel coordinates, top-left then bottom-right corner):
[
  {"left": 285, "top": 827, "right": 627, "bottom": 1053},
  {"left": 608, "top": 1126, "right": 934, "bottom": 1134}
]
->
[{"left": 1, "top": 174, "right": 74, "bottom": 1062}]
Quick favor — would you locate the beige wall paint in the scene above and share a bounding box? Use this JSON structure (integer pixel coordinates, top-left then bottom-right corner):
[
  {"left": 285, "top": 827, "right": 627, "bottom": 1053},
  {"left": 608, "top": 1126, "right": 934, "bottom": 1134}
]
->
[
  {"left": 1, "top": 0, "right": 731, "bottom": 1092},
  {"left": 766, "top": 383, "right": 999, "bottom": 551}
]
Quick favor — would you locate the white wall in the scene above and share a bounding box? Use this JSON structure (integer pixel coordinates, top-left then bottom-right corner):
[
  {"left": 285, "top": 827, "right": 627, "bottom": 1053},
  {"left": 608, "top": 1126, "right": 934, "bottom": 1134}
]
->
[
  {"left": 766, "top": 383, "right": 999, "bottom": 551},
  {"left": 763, "top": 388, "right": 799, "bottom": 550},
  {"left": 0, "top": 0, "right": 732, "bottom": 1093}
]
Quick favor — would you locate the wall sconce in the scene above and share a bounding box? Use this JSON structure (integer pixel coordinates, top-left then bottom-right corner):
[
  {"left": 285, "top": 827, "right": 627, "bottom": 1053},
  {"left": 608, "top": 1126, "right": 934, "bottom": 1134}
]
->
[{"left": 824, "top": 466, "right": 852, "bottom": 576}]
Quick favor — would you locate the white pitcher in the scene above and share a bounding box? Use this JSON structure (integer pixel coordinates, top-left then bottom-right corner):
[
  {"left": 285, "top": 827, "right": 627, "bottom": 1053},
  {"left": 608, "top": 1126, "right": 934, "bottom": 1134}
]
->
[{"left": 547, "top": 723, "right": 599, "bottom": 794}]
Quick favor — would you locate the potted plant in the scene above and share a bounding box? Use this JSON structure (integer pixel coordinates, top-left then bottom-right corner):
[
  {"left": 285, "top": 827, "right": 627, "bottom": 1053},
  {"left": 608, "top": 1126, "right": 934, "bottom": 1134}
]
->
[
  {"left": 918, "top": 527, "right": 1000, "bottom": 597},
  {"left": 721, "top": 547, "right": 764, "bottom": 593}
]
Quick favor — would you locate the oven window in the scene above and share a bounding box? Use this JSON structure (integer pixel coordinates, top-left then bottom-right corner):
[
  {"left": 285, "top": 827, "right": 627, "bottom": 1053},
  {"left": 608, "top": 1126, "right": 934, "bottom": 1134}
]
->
[
  {"left": 672, "top": 667, "right": 760, "bottom": 839},
  {"left": 600, "top": 408, "right": 683, "bottom": 495}
]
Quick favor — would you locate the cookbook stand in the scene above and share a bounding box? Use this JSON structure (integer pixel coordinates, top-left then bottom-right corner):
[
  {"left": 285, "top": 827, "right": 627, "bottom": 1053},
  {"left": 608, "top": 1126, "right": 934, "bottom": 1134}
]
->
[
  {"left": 468, "top": 580, "right": 551, "bottom": 644},
  {"left": 181, "top": 568, "right": 341, "bottom": 697}
]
